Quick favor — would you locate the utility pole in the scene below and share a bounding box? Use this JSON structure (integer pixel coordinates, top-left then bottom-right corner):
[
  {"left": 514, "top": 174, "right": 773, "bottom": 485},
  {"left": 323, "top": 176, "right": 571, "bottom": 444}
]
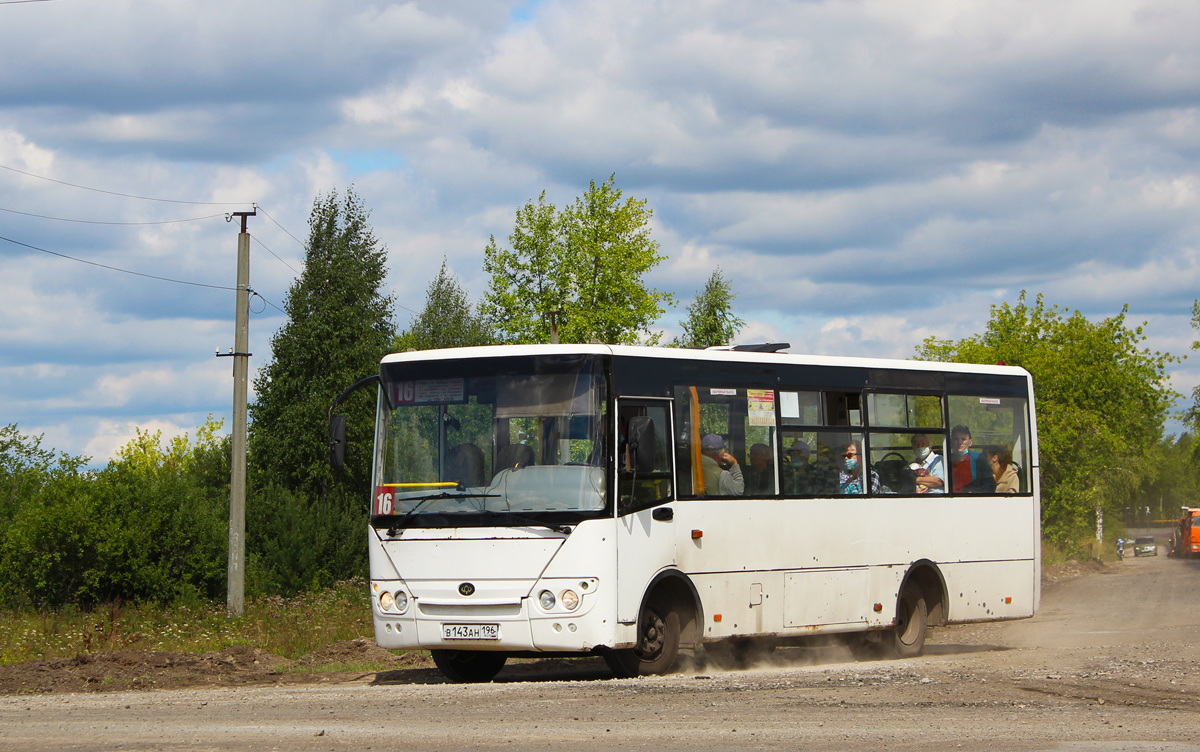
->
[{"left": 222, "top": 208, "right": 256, "bottom": 616}]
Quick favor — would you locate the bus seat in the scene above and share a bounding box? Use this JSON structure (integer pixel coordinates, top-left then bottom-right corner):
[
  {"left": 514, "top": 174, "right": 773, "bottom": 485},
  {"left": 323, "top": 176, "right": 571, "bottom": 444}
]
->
[
  {"left": 446, "top": 443, "right": 486, "bottom": 488},
  {"left": 493, "top": 443, "right": 535, "bottom": 479},
  {"left": 874, "top": 453, "right": 915, "bottom": 494}
]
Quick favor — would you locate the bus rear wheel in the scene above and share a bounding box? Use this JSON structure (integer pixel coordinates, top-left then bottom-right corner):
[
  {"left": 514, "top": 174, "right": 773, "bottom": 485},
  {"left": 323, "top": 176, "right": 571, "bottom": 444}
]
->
[
  {"left": 889, "top": 588, "right": 928, "bottom": 659},
  {"left": 430, "top": 649, "right": 507, "bottom": 683},
  {"left": 604, "top": 604, "right": 680, "bottom": 678}
]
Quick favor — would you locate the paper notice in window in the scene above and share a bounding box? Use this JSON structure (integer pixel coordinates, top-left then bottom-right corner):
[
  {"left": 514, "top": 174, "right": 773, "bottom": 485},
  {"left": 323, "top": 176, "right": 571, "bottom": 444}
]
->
[
  {"left": 415, "top": 378, "right": 464, "bottom": 403},
  {"left": 747, "top": 389, "right": 776, "bottom": 426}
]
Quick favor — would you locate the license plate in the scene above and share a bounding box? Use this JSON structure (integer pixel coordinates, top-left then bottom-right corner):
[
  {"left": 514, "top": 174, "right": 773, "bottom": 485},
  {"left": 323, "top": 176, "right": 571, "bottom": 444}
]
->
[{"left": 442, "top": 623, "right": 500, "bottom": 640}]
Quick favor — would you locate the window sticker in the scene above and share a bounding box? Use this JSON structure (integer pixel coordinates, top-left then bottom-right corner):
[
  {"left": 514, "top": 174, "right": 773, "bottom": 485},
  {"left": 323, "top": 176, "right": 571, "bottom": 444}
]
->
[
  {"left": 747, "top": 389, "right": 776, "bottom": 426},
  {"left": 710, "top": 388, "right": 738, "bottom": 396},
  {"left": 978, "top": 397, "right": 1001, "bottom": 405},
  {"left": 780, "top": 391, "right": 799, "bottom": 419}
]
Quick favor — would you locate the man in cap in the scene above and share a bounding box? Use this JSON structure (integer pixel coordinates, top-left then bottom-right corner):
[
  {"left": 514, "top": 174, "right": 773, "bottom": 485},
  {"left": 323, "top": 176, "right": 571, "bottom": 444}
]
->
[{"left": 699, "top": 434, "right": 745, "bottom": 496}]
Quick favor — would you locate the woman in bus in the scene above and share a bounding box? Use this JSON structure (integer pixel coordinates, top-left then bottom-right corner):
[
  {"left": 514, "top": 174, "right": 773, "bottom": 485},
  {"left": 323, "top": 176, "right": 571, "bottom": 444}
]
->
[
  {"left": 838, "top": 439, "right": 880, "bottom": 495},
  {"left": 985, "top": 446, "right": 1020, "bottom": 494}
]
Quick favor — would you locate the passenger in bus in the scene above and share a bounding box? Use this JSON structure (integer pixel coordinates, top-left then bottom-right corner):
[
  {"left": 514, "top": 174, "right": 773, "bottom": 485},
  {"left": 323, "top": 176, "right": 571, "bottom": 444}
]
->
[
  {"left": 838, "top": 439, "right": 880, "bottom": 495},
  {"left": 985, "top": 446, "right": 1019, "bottom": 493},
  {"left": 745, "top": 443, "right": 774, "bottom": 495},
  {"left": 949, "top": 425, "right": 996, "bottom": 493},
  {"left": 782, "top": 439, "right": 837, "bottom": 496},
  {"left": 910, "top": 434, "right": 945, "bottom": 494},
  {"left": 699, "top": 434, "right": 745, "bottom": 496},
  {"left": 782, "top": 439, "right": 811, "bottom": 495}
]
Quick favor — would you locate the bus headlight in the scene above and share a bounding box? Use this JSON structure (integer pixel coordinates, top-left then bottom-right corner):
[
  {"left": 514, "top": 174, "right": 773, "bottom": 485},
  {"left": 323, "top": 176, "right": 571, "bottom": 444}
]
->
[
  {"left": 379, "top": 591, "right": 395, "bottom": 611},
  {"left": 560, "top": 589, "right": 580, "bottom": 611},
  {"left": 539, "top": 590, "right": 556, "bottom": 611},
  {"left": 394, "top": 590, "right": 408, "bottom": 614}
]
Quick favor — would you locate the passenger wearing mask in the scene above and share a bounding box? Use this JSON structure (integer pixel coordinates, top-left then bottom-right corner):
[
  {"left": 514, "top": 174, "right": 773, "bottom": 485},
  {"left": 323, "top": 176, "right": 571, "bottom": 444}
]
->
[
  {"left": 783, "top": 439, "right": 838, "bottom": 496},
  {"left": 950, "top": 425, "right": 996, "bottom": 493},
  {"left": 781, "top": 439, "right": 811, "bottom": 495},
  {"left": 699, "top": 434, "right": 745, "bottom": 496},
  {"left": 910, "top": 433, "right": 946, "bottom": 494},
  {"left": 837, "top": 439, "right": 880, "bottom": 495}
]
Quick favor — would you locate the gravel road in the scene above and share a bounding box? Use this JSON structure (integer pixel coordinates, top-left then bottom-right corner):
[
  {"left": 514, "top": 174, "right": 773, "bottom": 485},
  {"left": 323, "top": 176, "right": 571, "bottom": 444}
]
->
[{"left": 3, "top": 551, "right": 1199, "bottom": 751}]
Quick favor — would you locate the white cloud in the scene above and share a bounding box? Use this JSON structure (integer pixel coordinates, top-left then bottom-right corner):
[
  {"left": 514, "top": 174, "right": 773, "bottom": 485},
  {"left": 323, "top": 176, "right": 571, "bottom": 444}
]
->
[{"left": 3, "top": 0, "right": 1200, "bottom": 459}]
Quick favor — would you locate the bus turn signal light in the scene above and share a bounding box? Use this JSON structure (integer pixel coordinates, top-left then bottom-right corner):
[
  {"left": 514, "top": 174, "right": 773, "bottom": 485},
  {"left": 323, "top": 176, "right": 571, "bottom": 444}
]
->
[
  {"left": 1005, "top": 597, "right": 1012, "bottom": 604},
  {"left": 692, "top": 530, "right": 703, "bottom": 539},
  {"left": 873, "top": 603, "right": 882, "bottom": 612},
  {"left": 713, "top": 614, "right": 722, "bottom": 622}
]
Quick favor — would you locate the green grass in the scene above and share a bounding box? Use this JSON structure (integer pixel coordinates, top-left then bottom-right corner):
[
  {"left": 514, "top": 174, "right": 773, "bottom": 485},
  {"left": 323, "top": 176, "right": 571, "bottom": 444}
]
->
[
  {"left": 1042, "top": 535, "right": 1123, "bottom": 566},
  {"left": 0, "top": 579, "right": 375, "bottom": 666}
]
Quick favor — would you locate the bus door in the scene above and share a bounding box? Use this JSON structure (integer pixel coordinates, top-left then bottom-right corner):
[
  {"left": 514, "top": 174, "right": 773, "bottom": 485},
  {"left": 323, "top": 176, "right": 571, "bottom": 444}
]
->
[{"left": 615, "top": 398, "right": 677, "bottom": 623}]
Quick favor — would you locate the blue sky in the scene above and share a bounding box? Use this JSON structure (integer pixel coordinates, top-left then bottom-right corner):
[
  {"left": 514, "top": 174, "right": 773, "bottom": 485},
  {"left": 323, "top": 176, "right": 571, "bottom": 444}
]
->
[{"left": 1, "top": 0, "right": 1198, "bottom": 461}]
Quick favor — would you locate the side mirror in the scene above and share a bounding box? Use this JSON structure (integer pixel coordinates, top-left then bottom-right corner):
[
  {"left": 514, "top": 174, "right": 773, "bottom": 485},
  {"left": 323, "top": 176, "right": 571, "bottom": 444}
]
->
[
  {"left": 329, "top": 414, "right": 346, "bottom": 470},
  {"left": 627, "top": 415, "right": 657, "bottom": 473}
]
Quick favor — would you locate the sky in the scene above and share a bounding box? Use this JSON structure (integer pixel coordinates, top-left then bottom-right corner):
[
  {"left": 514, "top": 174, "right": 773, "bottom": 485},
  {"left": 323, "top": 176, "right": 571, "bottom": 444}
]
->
[{"left": 2, "top": 0, "right": 1199, "bottom": 463}]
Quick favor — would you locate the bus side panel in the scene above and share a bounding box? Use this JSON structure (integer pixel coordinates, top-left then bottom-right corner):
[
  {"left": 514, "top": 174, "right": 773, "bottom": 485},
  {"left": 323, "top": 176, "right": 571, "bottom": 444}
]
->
[
  {"left": 674, "top": 495, "right": 1038, "bottom": 640},
  {"left": 938, "top": 559, "right": 1037, "bottom": 623}
]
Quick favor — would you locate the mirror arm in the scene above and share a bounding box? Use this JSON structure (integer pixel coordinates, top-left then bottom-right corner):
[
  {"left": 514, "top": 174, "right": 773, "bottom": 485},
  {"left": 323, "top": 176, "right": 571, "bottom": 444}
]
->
[{"left": 327, "top": 374, "right": 381, "bottom": 421}]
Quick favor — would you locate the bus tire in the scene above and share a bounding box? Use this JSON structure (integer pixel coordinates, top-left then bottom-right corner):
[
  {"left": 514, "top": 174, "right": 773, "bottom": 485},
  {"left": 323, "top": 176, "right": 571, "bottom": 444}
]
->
[
  {"left": 430, "top": 649, "right": 507, "bottom": 683},
  {"left": 604, "top": 604, "right": 680, "bottom": 677},
  {"left": 889, "top": 588, "right": 928, "bottom": 659}
]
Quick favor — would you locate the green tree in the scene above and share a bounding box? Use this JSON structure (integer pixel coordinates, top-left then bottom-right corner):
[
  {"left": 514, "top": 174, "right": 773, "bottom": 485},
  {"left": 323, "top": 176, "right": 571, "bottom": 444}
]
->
[
  {"left": 1133, "top": 434, "right": 1199, "bottom": 523},
  {"left": 482, "top": 175, "right": 672, "bottom": 344},
  {"left": 1186, "top": 300, "right": 1200, "bottom": 432},
  {"left": 249, "top": 188, "right": 395, "bottom": 500},
  {"left": 672, "top": 267, "right": 745, "bottom": 348},
  {"left": 915, "top": 292, "right": 1178, "bottom": 546},
  {"left": 393, "top": 259, "right": 495, "bottom": 352},
  {"left": 0, "top": 419, "right": 229, "bottom": 608}
]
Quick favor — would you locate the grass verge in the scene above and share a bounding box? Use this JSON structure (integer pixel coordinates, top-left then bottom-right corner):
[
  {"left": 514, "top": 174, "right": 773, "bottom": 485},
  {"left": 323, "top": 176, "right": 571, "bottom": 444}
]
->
[{"left": 0, "top": 578, "right": 375, "bottom": 666}]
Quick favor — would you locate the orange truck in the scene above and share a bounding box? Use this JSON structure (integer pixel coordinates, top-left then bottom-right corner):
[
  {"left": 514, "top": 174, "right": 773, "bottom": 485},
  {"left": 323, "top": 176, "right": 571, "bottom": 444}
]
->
[{"left": 1175, "top": 508, "right": 1200, "bottom": 559}]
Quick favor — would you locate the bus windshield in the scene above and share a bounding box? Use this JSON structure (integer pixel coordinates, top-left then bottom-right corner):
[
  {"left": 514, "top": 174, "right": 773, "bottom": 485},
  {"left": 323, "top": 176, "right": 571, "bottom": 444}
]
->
[{"left": 372, "top": 354, "right": 607, "bottom": 521}]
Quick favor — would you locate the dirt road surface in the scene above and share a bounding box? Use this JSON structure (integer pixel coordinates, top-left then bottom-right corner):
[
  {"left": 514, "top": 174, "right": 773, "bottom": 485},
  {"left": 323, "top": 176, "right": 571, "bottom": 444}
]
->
[{"left": 3, "top": 552, "right": 1199, "bottom": 751}]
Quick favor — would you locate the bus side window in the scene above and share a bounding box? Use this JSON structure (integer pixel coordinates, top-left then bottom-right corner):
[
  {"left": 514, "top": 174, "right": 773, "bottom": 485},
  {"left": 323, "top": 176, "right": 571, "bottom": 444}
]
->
[
  {"left": 674, "top": 385, "right": 760, "bottom": 498},
  {"left": 947, "top": 395, "right": 1030, "bottom": 495}
]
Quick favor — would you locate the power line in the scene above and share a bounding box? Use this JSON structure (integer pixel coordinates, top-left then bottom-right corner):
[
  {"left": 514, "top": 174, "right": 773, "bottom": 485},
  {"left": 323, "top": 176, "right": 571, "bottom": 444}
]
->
[
  {"left": 256, "top": 205, "right": 307, "bottom": 251},
  {"left": 0, "top": 164, "right": 252, "bottom": 206},
  {"left": 1, "top": 233, "right": 288, "bottom": 317},
  {"left": 0, "top": 234, "right": 237, "bottom": 291},
  {"left": 249, "top": 233, "right": 302, "bottom": 276},
  {"left": 0, "top": 0, "right": 56, "bottom": 4},
  {"left": 0, "top": 205, "right": 226, "bottom": 225},
  {"left": 248, "top": 287, "right": 286, "bottom": 315}
]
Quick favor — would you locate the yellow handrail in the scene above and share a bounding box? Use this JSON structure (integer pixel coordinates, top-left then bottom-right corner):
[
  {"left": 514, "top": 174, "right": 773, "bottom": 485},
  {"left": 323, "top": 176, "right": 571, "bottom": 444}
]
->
[{"left": 381, "top": 482, "right": 459, "bottom": 488}]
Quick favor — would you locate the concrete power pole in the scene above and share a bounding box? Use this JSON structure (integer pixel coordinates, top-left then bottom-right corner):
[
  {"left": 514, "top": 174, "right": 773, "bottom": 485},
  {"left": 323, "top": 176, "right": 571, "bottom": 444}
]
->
[{"left": 224, "top": 208, "right": 256, "bottom": 616}]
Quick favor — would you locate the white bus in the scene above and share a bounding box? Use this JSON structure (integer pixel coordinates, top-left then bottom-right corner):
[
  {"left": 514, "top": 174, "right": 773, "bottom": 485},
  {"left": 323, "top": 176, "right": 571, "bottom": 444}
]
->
[{"left": 333, "top": 344, "right": 1039, "bottom": 682}]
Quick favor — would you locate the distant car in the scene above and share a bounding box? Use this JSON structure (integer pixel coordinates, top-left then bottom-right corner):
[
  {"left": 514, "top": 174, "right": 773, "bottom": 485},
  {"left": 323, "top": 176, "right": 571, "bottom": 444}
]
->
[{"left": 1134, "top": 536, "right": 1157, "bottom": 557}]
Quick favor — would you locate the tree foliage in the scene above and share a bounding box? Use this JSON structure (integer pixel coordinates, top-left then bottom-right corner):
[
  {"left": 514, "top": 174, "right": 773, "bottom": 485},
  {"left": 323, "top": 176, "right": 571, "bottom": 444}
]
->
[
  {"left": 249, "top": 188, "right": 395, "bottom": 501},
  {"left": 393, "top": 259, "right": 495, "bottom": 352},
  {"left": 1132, "top": 433, "right": 1199, "bottom": 524},
  {"left": 672, "top": 267, "right": 745, "bottom": 348},
  {"left": 482, "top": 175, "right": 672, "bottom": 344},
  {"left": 915, "top": 292, "right": 1178, "bottom": 545},
  {"left": 0, "top": 419, "right": 229, "bottom": 608},
  {"left": 1186, "top": 300, "right": 1200, "bottom": 432}
]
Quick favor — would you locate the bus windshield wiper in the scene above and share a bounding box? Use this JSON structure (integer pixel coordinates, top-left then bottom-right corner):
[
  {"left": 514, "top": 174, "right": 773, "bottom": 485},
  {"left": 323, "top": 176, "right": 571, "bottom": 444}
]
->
[
  {"left": 387, "top": 489, "right": 499, "bottom": 534},
  {"left": 500, "top": 511, "right": 573, "bottom": 536}
]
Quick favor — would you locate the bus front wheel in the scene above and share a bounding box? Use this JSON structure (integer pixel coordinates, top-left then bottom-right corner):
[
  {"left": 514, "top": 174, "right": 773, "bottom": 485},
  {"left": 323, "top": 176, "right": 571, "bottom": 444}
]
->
[
  {"left": 604, "top": 604, "right": 680, "bottom": 678},
  {"left": 889, "top": 588, "right": 928, "bottom": 659},
  {"left": 430, "top": 649, "right": 507, "bottom": 683}
]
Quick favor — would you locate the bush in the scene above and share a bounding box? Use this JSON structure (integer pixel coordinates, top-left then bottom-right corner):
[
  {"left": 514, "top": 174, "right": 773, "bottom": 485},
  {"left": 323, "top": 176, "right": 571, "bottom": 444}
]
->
[{"left": 0, "top": 420, "right": 229, "bottom": 609}]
